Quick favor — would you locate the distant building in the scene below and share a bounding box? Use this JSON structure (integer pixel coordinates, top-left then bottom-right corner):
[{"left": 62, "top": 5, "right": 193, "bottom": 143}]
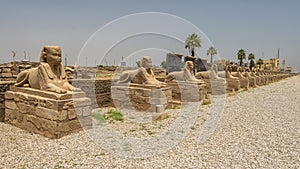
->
[
  {"left": 120, "top": 61, "right": 126, "bottom": 67},
  {"left": 213, "top": 59, "right": 226, "bottom": 71},
  {"left": 284, "top": 66, "right": 297, "bottom": 74},
  {"left": 184, "top": 56, "right": 207, "bottom": 72},
  {"left": 195, "top": 58, "right": 207, "bottom": 71},
  {"left": 259, "top": 58, "right": 280, "bottom": 72},
  {"left": 166, "top": 53, "right": 183, "bottom": 74}
]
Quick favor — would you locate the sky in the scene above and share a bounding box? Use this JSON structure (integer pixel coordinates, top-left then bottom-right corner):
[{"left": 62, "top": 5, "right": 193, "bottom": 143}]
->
[{"left": 0, "top": 0, "right": 299, "bottom": 70}]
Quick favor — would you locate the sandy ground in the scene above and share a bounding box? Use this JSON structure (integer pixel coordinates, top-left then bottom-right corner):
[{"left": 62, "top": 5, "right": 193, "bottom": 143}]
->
[{"left": 0, "top": 76, "right": 299, "bottom": 168}]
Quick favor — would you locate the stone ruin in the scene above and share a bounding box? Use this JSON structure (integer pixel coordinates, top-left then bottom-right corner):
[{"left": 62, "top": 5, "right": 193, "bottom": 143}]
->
[
  {"left": 165, "top": 61, "right": 209, "bottom": 102},
  {"left": 111, "top": 56, "right": 172, "bottom": 115},
  {"left": 0, "top": 47, "right": 295, "bottom": 139},
  {"left": 4, "top": 46, "right": 92, "bottom": 139},
  {"left": 195, "top": 64, "right": 226, "bottom": 95},
  {"left": 195, "top": 63, "right": 294, "bottom": 95}
]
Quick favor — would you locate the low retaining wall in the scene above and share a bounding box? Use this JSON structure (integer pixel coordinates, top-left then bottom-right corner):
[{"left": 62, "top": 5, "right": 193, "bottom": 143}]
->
[
  {"left": 5, "top": 87, "right": 92, "bottom": 139},
  {"left": 0, "top": 81, "right": 15, "bottom": 121},
  {"left": 71, "top": 78, "right": 112, "bottom": 108}
]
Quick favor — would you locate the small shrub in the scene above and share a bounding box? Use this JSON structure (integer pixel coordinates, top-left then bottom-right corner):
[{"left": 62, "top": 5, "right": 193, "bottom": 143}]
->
[
  {"left": 92, "top": 112, "right": 106, "bottom": 124},
  {"left": 202, "top": 100, "right": 211, "bottom": 105},
  {"left": 104, "top": 109, "right": 124, "bottom": 121},
  {"left": 172, "top": 104, "right": 181, "bottom": 109}
]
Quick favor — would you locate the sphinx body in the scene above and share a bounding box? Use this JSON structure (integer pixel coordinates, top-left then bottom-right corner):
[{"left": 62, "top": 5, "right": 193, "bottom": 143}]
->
[
  {"left": 15, "top": 46, "right": 78, "bottom": 93},
  {"left": 231, "top": 67, "right": 249, "bottom": 90},
  {"left": 165, "top": 61, "right": 199, "bottom": 82},
  {"left": 117, "top": 56, "right": 165, "bottom": 86},
  {"left": 242, "top": 68, "right": 257, "bottom": 88}
]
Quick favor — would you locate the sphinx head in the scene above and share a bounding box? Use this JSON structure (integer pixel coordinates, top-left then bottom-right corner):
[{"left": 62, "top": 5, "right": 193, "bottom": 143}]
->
[
  {"left": 40, "top": 46, "right": 62, "bottom": 66},
  {"left": 141, "top": 56, "right": 152, "bottom": 69}
]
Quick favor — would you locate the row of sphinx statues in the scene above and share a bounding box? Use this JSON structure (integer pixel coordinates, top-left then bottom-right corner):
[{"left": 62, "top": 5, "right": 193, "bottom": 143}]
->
[{"left": 14, "top": 46, "right": 292, "bottom": 95}]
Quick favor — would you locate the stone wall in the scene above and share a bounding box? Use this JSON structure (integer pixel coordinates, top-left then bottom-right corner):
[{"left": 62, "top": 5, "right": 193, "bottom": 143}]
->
[
  {"left": 0, "top": 62, "right": 39, "bottom": 81},
  {"left": 0, "top": 81, "right": 15, "bottom": 121},
  {"left": 111, "top": 84, "right": 172, "bottom": 112},
  {"left": 166, "top": 53, "right": 183, "bottom": 74},
  {"left": 166, "top": 81, "right": 208, "bottom": 102},
  {"left": 5, "top": 87, "right": 92, "bottom": 139},
  {"left": 71, "top": 79, "right": 113, "bottom": 108}
]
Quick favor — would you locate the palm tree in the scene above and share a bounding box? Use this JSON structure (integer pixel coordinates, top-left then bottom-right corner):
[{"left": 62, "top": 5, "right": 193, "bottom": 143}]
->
[
  {"left": 185, "top": 33, "right": 201, "bottom": 57},
  {"left": 237, "top": 49, "right": 246, "bottom": 66},
  {"left": 256, "top": 58, "right": 263, "bottom": 68},
  {"left": 248, "top": 53, "right": 255, "bottom": 70},
  {"left": 207, "top": 46, "right": 217, "bottom": 64}
]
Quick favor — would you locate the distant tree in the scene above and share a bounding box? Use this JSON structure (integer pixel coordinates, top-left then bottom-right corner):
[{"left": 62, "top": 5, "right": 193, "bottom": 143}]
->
[
  {"left": 248, "top": 53, "right": 255, "bottom": 70},
  {"left": 160, "top": 60, "right": 167, "bottom": 69},
  {"left": 256, "top": 58, "right": 263, "bottom": 68},
  {"left": 185, "top": 33, "right": 201, "bottom": 56},
  {"left": 136, "top": 61, "right": 141, "bottom": 67},
  {"left": 207, "top": 46, "right": 217, "bottom": 64},
  {"left": 237, "top": 49, "right": 246, "bottom": 66}
]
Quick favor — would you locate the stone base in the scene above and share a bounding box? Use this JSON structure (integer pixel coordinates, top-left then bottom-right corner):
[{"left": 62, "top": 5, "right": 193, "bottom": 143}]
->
[
  {"left": 0, "top": 81, "right": 15, "bottom": 122},
  {"left": 247, "top": 76, "right": 257, "bottom": 88},
  {"left": 4, "top": 87, "right": 92, "bottom": 139},
  {"left": 226, "top": 79, "right": 241, "bottom": 92},
  {"left": 166, "top": 81, "right": 207, "bottom": 102},
  {"left": 202, "top": 78, "right": 226, "bottom": 95},
  {"left": 239, "top": 78, "right": 249, "bottom": 90},
  {"left": 111, "top": 84, "right": 172, "bottom": 112}
]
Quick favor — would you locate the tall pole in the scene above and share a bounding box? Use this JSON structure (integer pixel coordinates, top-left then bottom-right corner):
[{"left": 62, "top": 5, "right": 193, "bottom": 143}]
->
[
  {"left": 12, "top": 51, "right": 16, "bottom": 63},
  {"left": 65, "top": 57, "right": 67, "bottom": 66},
  {"left": 24, "top": 51, "right": 26, "bottom": 60},
  {"left": 85, "top": 56, "right": 87, "bottom": 67}
]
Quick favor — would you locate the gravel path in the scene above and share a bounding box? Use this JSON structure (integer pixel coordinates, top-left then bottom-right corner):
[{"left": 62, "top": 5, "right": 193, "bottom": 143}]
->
[{"left": 0, "top": 76, "right": 299, "bottom": 168}]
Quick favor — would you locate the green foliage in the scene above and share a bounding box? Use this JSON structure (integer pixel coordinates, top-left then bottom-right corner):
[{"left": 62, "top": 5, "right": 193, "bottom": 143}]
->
[
  {"left": 249, "top": 60, "right": 255, "bottom": 70},
  {"left": 207, "top": 46, "right": 217, "bottom": 63},
  {"left": 92, "top": 112, "right": 106, "bottom": 124},
  {"left": 237, "top": 49, "right": 246, "bottom": 66},
  {"left": 202, "top": 100, "right": 211, "bottom": 105},
  {"left": 160, "top": 60, "right": 167, "bottom": 69},
  {"left": 248, "top": 53, "right": 255, "bottom": 70},
  {"left": 104, "top": 109, "right": 124, "bottom": 121},
  {"left": 185, "top": 33, "right": 202, "bottom": 56},
  {"left": 257, "top": 58, "right": 264, "bottom": 68},
  {"left": 248, "top": 53, "right": 255, "bottom": 60},
  {"left": 136, "top": 61, "right": 141, "bottom": 67},
  {"left": 172, "top": 104, "right": 181, "bottom": 109}
]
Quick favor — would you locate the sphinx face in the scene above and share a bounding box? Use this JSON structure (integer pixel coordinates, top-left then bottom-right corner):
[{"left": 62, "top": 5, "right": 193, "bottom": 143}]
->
[
  {"left": 46, "top": 48, "right": 62, "bottom": 65},
  {"left": 141, "top": 57, "right": 152, "bottom": 69}
]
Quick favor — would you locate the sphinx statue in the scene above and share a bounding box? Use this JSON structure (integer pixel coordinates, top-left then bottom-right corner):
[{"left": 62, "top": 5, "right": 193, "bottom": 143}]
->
[
  {"left": 195, "top": 64, "right": 226, "bottom": 95},
  {"left": 221, "top": 65, "right": 241, "bottom": 91},
  {"left": 255, "top": 68, "right": 268, "bottom": 85},
  {"left": 250, "top": 68, "right": 262, "bottom": 86},
  {"left": 231, "top": 67, "right": 249, "bottom": 90},
  {"left": 195, "top": 64, "right": 224, "bottom": 80},
  {"left": 165, "top": 61, "right": 200, "bottom": 82},
  {"left": 165, "top": 61, "right": 207, "bottom": 102},
  {"left": 117, "top": 56, "right": 165, "bottom": 86},
  {"left": 242, "top": 67, "right": 257, "bottom": 88},
  {"left": 15, "top": 46, "right": 79, "bottom": 93}
]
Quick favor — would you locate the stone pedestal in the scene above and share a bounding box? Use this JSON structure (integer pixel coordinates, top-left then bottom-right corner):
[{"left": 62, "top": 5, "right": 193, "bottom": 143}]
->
[
  {"left": 166, "top": 81, "right": 207, "bottom": 102},
  {"left": 226, "top": 79, "right": 241, "bottom": 92},
  {"left": 0, "top": 81, "right": 15, "bottom": 122},
  {"left": 111, "top": 84, "right": 172, "bottom": 112},
  {"left": 247, "top": 76, "right": 257, "bottom": 88},
  {"left": 201, "top": 78, "right": 226, "bottom": 95},
  {"left": 5, "top": 87, "right": 92, "bottom": 139},
  {"left": 239, "top": 77, "right": 249, "bottom": 90}
]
